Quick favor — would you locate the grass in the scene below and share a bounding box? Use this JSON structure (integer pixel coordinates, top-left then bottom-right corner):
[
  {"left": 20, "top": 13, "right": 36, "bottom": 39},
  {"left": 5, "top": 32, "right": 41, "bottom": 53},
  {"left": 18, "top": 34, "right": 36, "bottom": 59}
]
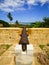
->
[
  {"left": 47, "top": 53, "right": 49, "bottom": 58},
  {"left": 0, "top": 44, "right": 12, "bottom": 56},
  {"left": 47, "top": 44, "right": 49, "bottom": 46},
  {"left": 37, "top": 53, "right": 49, "bottom": 65},
  {"left": 38, "top": 45, "right": 49, "bottom": 65},
  {"left": 6, "top": 44, "right": 11, "bottom": 50},
  {"left": 39, "top": 44, "right": 49, "bottom": 58},
  {"left": 39, "top": 45, "right": 45, "bottom": 50}
]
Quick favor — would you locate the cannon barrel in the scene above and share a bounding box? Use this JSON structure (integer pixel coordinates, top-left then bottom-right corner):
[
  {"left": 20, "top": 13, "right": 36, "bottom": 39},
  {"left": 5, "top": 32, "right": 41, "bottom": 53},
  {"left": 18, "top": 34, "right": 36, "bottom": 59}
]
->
[{"left": 19, "top": 27, "right": 29, "bottom": 51}]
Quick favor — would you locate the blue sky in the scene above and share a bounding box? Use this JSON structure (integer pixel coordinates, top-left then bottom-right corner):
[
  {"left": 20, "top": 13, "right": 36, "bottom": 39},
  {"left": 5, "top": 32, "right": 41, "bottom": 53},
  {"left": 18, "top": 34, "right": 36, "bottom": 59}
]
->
[{"left": 0, "top": 0, "right": 49, "bottom": 23}]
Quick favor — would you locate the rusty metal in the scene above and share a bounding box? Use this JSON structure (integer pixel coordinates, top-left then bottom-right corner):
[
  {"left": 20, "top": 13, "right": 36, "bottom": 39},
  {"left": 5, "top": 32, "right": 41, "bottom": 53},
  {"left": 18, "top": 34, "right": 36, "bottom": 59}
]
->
[{"left": 19, "top": 27, "right": 29, "bottom": 51}]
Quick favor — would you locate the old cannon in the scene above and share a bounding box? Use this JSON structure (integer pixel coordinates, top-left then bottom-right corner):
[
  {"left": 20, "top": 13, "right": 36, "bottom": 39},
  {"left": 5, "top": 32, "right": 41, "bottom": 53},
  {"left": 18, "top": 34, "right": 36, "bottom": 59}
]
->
[{"left": 14, "top": 27, "right": 34, "bottom": 65}]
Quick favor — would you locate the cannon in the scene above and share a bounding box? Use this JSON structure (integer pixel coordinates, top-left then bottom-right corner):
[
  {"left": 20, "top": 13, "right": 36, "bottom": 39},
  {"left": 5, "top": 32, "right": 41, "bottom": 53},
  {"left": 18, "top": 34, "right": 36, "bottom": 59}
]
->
[{"left": 14, "top": 27, "right": 34, "bottom": 65}]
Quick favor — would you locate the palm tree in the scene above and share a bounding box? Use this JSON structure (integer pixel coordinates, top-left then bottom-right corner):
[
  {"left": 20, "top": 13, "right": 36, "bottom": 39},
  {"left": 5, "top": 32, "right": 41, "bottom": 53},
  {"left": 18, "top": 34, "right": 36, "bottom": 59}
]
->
[{"left": 7, "top": 12, "right": 13, "bottom": 24}]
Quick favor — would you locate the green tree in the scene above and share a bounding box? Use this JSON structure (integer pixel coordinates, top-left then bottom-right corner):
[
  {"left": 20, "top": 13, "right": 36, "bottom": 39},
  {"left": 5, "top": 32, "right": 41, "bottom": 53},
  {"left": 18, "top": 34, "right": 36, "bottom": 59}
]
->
[
  {"left": 43, "top": 17, "right": 49, "bottom": 27},
  {"left": 7, "top": 12, "right": 13, "bottom": 24},
  {"left": 15, "top": 20, "right": 19, "bottom": 27},
  {"left": 0, "top": 20, "right": 10, "bottom": 27},
  {"left": 15, "top": 20, "right": 19, "bottom": 24},
  {"left": 34, "top": 21, "right": 42, "bottom": 27},
  {"left": 30, "top": 21, "right": 43, "bottom": 28}
]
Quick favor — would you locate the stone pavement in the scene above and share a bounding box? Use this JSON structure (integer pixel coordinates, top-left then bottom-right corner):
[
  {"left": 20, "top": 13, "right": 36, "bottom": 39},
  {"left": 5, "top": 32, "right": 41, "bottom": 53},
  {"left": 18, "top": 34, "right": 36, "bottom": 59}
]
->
[
  {"left": 0, "top": 44, "right": 15, "bottom": 65},
  {"left": 0, "top": 44, "right": 41, "bottom": 65}
]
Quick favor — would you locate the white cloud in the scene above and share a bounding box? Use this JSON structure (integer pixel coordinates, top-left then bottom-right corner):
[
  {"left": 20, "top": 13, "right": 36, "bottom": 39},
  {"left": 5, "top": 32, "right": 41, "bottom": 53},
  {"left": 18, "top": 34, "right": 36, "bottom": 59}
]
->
[
  {"left": 39, "top": 0, "right": 49, "bottom": 6},
  {"left": 40, "top": 0, "right": 48, "bottom": 3},
  {"left": 0, "top": 0, "right": 49, "bottom": 12},
  {"left": 27, "top": 0, "right": 49, "bottom": 5},
  {"left": 0, "top": 0, "right": 25, "bottom": 12},
  {"left": 1, "top": 7, "right": 14, "bottom": 12},
  {"left": 27, "top": 0, "right": 35, "bottom": 4}
]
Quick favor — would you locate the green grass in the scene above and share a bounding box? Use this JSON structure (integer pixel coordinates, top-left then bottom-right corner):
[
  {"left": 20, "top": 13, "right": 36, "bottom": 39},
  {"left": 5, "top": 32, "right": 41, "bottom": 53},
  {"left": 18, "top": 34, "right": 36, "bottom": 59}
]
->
[
  {"left": 39, "top": 44, "right": 49, "bottom": 58},
  {"left": 6, "top": 44, "right": 11, "bottom": 49},
  {"left": 47, "top": 44, "right": 49, "bottom": 46},
  {"left": 0, "top": 44, "right": 12, "bottom": 56},
  {"left": 39, "top": 45, "right": 45, "bottom": 50}
]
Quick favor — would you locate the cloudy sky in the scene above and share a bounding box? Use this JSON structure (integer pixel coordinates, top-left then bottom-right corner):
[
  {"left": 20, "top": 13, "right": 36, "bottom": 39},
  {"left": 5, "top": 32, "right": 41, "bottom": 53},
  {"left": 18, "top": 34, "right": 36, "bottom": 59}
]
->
[{"left": 0, "top": 0, "right": 49, "bottom": 23}]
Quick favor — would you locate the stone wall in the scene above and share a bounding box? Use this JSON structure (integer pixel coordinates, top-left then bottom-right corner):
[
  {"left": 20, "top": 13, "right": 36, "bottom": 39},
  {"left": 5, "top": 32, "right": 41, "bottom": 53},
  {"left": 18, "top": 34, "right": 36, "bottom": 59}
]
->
[
  {"left": 0, "top": 28, "right": 49, "bottom": 45},
  {"left": 27, "top": 28, "right": 49, "bottom": 45},
  {"left": 0, "top": 28, "right": 22, "bottom": 44}
]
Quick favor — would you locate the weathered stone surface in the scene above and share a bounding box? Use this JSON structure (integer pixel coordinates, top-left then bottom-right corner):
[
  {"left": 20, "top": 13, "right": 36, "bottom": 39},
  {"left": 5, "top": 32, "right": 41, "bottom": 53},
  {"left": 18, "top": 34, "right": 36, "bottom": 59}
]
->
[
  {"left": 0, "top": 28, "right": 49, "bottom": 45},
  {"left": 0, "top": 28, "right": 22, "bottom": 44},
  {"left": 27, "top": 28, "right": 49, "bottom": 46}
]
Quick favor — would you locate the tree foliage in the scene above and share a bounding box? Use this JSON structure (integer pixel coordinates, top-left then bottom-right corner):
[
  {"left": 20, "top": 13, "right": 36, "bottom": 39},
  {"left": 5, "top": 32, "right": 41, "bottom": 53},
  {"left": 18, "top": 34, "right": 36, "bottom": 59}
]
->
[
  {"left": 43, "top": 17, "right": 49, "bottom": 27},
  {"left": 0, "top": 20, "right": 10, "bottom": 27},
  {"left": 7, "top": 12, "right": 13, "bottom": 24},
  {"left": 29, "top": 17, "right": 49, "bottom": 28},
  {"left": 15, "top": 20, "right": 19, "bottom": 24},
  {"left": 0, "top": 17, "right": 49, "bottom": 27}
]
